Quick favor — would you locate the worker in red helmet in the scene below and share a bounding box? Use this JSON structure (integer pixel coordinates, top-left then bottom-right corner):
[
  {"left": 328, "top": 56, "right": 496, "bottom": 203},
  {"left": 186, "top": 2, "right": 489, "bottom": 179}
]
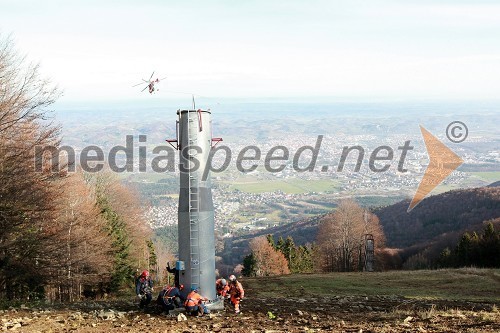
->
[
  {"left": 184, "top": 288, "right": 209, "bottom": 316},
  {"left": 136, "top": 270, "right": 153, "bottom": 309},
  {"left": 228, "top": 275, "right": 244, "bottom": 314},
  {"left": 215, "top": 278, "right": 229, "bottom": 298}
]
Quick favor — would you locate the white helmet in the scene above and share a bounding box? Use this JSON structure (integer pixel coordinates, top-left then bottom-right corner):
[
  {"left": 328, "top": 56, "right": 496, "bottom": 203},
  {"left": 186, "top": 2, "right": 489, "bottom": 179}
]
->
[
  {"left": 229, "top": 275, "right": 236, "bottom": 282},
  {"left": 220, "top": 278, "right": 227, "bottom": 286}
]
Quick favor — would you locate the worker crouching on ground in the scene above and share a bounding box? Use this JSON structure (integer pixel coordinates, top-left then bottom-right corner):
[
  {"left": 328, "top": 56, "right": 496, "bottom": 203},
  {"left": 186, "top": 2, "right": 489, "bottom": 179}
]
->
[
  {"left": 156, "top": 284, "right": 185, "bottom": 314},
  {"left": 136, "top": 270, "right": 153, "bottom": 309},
  {"left": 184, "top": 288, "right": 210, "bottom": 316},
  {"left": 228, "top": 275, "right": 244, "bottom": 314},
  {"left": 216, "top": 278, "right": 229, "bottom": 298}
]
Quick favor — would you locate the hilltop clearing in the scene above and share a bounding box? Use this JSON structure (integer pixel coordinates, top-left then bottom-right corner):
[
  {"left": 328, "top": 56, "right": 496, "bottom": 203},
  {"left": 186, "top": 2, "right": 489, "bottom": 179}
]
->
[{"left": 2, "top": 269, "right": 498, "bottom": 332}]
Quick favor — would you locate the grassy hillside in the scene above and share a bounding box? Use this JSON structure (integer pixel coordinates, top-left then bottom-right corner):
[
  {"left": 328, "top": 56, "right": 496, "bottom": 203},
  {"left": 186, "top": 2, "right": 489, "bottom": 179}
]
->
[{"left": 244, "top": 268, "right": 500, "bottom": 302}]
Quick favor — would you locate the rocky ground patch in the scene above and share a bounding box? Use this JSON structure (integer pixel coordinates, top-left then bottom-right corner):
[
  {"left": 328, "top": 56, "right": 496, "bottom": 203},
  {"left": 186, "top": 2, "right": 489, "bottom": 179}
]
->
[{"left": 1, "top": 295, "right": 498, "bottom": 332}]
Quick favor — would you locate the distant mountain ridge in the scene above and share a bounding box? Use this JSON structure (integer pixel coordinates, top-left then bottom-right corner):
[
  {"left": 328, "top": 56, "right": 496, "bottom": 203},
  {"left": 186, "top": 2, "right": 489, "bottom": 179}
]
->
[
  {"left": 487, "top": 181, "right": 500, "bottom": 188},
  {"left": 374, "top": 186, "right": 500, "bottom": 248}
]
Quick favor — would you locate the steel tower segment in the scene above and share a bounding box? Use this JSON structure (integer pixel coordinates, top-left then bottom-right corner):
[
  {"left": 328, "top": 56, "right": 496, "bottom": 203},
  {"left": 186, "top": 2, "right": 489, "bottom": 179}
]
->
[{"left": 175, "top": 109, "right": 217, "bottom": 301}]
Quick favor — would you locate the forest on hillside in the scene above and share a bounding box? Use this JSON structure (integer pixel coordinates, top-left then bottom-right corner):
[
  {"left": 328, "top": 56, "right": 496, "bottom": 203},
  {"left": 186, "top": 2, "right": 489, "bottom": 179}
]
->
[
  {"left": 374, "top": 186, "right": 500, "bottom": 248},
  {"left": 224, "top": 187, "right": 500, "bottom": 273},
  {"left": 0, "top": 36, "right": 161, "bottom": 301}
]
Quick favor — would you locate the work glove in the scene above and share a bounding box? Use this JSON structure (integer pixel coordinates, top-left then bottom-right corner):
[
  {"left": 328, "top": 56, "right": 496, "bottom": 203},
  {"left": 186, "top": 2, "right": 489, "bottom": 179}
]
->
[{"left": 136, "top": 294, "right": 143, "bottom": 301}]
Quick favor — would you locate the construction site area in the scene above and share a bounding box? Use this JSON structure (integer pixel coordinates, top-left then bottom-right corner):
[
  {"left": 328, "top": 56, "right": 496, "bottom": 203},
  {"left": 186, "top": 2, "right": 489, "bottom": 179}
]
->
[{"left": 2, "top": 269, "right": 499, "bottom": 332}]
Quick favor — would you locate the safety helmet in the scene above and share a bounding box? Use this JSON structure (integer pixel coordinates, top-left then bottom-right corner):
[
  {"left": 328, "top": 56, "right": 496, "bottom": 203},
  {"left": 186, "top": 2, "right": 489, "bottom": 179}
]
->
[
  {"left": 220, "top": 278, "right": 227, "bottom": 286},
  {"left": 229, "top": 275, "right": 236, "bottom": 282},
  {"left": 141, "top": 270, "right": 149, "bottom": 277}
]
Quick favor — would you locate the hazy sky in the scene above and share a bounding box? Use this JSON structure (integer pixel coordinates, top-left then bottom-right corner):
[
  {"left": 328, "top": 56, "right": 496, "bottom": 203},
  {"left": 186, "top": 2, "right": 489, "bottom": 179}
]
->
[{"left": 1, "top": 0, "right": 500, "bottom": 103}]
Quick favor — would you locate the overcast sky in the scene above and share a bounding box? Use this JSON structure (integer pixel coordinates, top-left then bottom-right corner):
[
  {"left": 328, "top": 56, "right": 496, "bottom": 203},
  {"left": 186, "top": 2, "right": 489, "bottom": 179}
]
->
[{"left": 1, "top": 0, "right": 500, "bottom": 104}]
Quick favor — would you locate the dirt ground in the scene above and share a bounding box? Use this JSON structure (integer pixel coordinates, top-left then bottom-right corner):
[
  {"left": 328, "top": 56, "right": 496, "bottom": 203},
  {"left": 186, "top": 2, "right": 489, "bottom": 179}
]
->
[{"left": 1, "top": 294, "right": 499, "bottom": 332}]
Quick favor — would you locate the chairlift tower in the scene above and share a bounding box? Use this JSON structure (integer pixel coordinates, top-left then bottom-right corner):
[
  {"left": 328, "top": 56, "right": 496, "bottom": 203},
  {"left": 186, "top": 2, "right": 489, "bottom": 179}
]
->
[{"left": 364, "top": 234, "right": 375, "bottom": 272}]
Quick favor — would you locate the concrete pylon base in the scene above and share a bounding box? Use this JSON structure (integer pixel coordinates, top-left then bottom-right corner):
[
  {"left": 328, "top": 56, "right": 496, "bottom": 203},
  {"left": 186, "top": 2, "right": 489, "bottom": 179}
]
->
[{"left": 206, "top": 297, "right": 225, "bottom": 311}]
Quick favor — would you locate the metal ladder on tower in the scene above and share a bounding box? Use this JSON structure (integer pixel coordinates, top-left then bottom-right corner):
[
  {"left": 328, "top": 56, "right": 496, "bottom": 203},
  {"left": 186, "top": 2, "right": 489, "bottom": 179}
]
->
[{"left": 187, "top": 109, "right": 200, "bottom": 290}]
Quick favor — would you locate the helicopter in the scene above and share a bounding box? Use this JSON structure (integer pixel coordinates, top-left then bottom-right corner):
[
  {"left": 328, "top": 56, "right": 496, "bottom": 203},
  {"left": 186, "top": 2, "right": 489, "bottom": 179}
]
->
[{"left": 133, "top": 72, "right": 167, "bottom": 94}]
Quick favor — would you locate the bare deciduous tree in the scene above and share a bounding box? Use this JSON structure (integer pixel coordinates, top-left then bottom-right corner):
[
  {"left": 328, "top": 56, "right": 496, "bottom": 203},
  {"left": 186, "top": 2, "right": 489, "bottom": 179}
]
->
[
  {"left": 0, "top": 34, "right": 61, "bottom": 299},
  {"left": 42, "top": 173, "right": 113, "bottom": 301},
  {"left": 316, "top": 199, "right": 385, "bottom": 272},
  {"left": 249, "top": 236, "right": 290, "bottom": 276}
]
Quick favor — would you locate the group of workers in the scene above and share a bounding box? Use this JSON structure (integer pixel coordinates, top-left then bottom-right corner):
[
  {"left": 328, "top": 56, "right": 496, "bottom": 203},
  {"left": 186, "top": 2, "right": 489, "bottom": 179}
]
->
[
  {"left": 215, "top": 275, "right": 244, "bottom": 314},
  {"left": 135, "top": 269, "right": 245, "bottom": 316}
]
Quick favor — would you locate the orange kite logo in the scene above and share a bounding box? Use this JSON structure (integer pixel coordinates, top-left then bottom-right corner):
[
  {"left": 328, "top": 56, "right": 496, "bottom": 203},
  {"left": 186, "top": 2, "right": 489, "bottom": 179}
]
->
[{"left": 408, "top": 126, "right": 463, "bottom": 212}]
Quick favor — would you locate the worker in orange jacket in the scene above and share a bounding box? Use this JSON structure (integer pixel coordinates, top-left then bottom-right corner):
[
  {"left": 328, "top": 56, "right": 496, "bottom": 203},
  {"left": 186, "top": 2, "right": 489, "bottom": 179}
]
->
[
  {"left": 184, "top": 288, "right": 209, "bottom": 316},
  {"left": 228, "top": 275, "right": 244, "bottom": 314},
  {"left": 215, "top": 278, "right": 229, "bottom": 297}
]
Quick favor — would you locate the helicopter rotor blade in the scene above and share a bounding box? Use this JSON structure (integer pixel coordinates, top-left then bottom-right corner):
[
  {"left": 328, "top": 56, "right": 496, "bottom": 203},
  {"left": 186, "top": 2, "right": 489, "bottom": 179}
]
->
[
  {"left": 149, "top": 71, "right": 155, "bottom": 81},
  {"left": 141, "top": 85, "right": 149, "bottom": 92},
  {"left": 158, "top": 76, "right": 168, "bottom": 81},
  {"left": 132, "top": 82, "right": 146, "bottom": 87}
]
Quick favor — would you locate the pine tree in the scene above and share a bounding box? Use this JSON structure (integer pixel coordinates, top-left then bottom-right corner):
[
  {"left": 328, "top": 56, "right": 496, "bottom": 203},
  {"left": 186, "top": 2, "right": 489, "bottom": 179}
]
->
[
  {"left": 479, "top": 222, "right": 500, "bottom": 267},
  {"left": 297, "top": 245, "right": 314, "bottom": 273},
  {"left": 276, "top": 236, "right": 285, "bottom": 253},
  {"left": 146, "top": 239, "right": 158, "bottom": 279},
  {"left": 96, "top": 187, "right": 134, "bottom": 292},
  {"left": 266, "top": 234, "right": 276, "bottom": 250},
  {"left": 457, "top": 232, "right": 472, "bottom": 266},
  {"left": 242, "top": 254, "right": 257, "bottom": 277},
  {"left": 438, "top": 247, "right": 455, "bottom": 268}
]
